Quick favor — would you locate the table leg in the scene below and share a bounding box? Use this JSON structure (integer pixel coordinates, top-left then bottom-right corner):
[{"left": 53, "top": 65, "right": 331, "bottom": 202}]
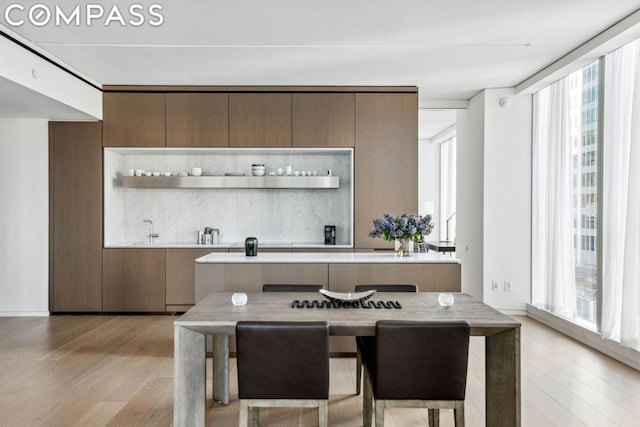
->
[
  {"left": 213, "top": 334, "right": 230, "bottom": 404},
  {"left": 485, "top": 327, "right": 521, "bottom": 426},
  {"left": 174, "top": 325, "right": 206, "bottom": 427}
]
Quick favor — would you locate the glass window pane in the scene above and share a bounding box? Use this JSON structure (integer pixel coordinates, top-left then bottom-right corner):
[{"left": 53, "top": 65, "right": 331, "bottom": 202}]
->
[{"left": 575, "top": 61, "right": 598, "bottom": 328}]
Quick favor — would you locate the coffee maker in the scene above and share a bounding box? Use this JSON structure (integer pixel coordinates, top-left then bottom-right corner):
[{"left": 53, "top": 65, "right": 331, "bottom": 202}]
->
[
  {"left": 245, "top": 237, "right": 258, "bottom": 256},
  {"left": 324, "top": 225, "right": 336, "bottom": 245}
]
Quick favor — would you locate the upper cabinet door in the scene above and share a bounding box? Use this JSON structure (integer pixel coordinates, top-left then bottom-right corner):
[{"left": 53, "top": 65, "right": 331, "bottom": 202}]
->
[
  {"left": 292, "top": 93, "right": 355, "bottom": 147},
  {"left": 229, "top": 93, "right": 292, "bottom": 147},
  {"left": 166, "top": 93, "right": 229, "bottom": 147},
  {"left": 355, "top": 93, "right": 418, "bottom": 249},
  {"left": 103, "top": 93, "right": 166, "bottom": 147}
]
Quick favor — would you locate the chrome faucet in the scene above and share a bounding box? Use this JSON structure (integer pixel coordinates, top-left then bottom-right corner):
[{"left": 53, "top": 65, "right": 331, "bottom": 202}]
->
[{"left": 143, "top": 219, "right": 159, "bottom": 243}]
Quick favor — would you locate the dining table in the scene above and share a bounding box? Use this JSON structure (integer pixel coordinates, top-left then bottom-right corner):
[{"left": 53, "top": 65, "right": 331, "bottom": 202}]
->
[{"left": 174, "top": 291, "right": 521, "bottom": 426}]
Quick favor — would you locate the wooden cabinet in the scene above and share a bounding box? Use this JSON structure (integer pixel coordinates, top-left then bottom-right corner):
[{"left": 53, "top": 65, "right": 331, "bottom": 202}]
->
[
  {"left": 166, "top": 93, "right": 229, "bottom": 147},
  {"left": 195, "top": 263, "right": 328, "bottom": 302},
  {"left": 229, "top": 93, "right": 292, "bottom": 147},
  {"left": 355, "top": 93, "right": 418, "bottom": 249},
  {"left": 103, "top": 93, "right": 166, "bottom": 147},
  {"left": 103, "top": 249, "right": 166, "bottom": 312},
  {"left": 292, "top": 93, "right": 354, "bottom": 147},
  {"left": 328, "top": 263, "right": 461, "bottom": 293},
  {"left": 166, "top": 248, "right": 224, "bottom": 308},
  {"left": 49, "top": 122, "right": 103, "bottom": 312}
]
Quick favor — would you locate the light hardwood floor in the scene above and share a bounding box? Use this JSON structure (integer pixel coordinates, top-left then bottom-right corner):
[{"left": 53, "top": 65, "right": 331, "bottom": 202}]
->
[{"left": 1, "top": 315, "right": 639, "bottom": 426}]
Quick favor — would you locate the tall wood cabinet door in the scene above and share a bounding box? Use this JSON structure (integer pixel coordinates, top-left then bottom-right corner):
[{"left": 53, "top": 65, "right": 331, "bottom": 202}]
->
[
  {"left": 229, "top": 93, "right": 291, "bottom": 147},
  {"left": 166, "top": 93, "right": 229, "bottom": 147},
  {"left": 103, "top": 249, "right": 166, "bottom": 312},
  {"left": 292, "top": 93, "right": 354, "bottom": 147},
  {"left": 50, "top": 122, "right": 103, "bottom": 312},
  {"left": 166, "top": 248, "right": 224, "bottom": 307},
  {"left": 355, "top": 93, "right": 418, "bottom": 249},
  {"left": 103, "top": 93, "right": 166, "bottom": 147}
]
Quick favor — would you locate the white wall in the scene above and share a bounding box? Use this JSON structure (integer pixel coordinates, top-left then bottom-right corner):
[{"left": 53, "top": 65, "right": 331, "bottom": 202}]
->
[
  {"left": 455, "top": 88, "right": 532, "bottom": 311},
  {"left": 482, "top": 89, "right": 532, "bottom": 312},
  {"left": 456, "top": 94, "right": 485, "bottom": 300},
  {"left": 418, "top": 140, "right": 440, "bottom": 239},
  {"left": 0, "top": 119, "right": 49, "bottom": 315}
]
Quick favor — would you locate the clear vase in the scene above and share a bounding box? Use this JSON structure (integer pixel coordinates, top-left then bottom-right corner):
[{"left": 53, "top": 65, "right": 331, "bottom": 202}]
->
[{"left": 394, "top": 238, "right": 414, "bottom": 257}]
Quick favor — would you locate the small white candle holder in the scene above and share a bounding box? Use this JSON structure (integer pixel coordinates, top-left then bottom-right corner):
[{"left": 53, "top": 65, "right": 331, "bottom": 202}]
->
[
  {"left": 231, "top": 293, "right": 248, "bottom": 306},
  {"left": 438, "top": 293, "right": 454, "bottom": 307}
]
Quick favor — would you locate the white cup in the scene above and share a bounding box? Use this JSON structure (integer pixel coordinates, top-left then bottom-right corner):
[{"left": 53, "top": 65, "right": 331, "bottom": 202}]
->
[
  {"left": 144, "top": 171, "right": 152, "bottom": 177},
  {"left": 135, "top": 169, "right": 144, "bottom": 176},
  {"left": 277, "top": 167, "right": 284, "bottom": 176},
  {"left": 128, "top": 169, "right": 135, "bottom": 176},
  {"left": 294, "top": 170, "right": 300, "bottom": 176},
  {"left": 191, "top": 167, "right": 202, "bottom": 177},
  {"left": 231, "top": 293, "right": 248, "bottom": 306},
  {"left": 285, "top": 165, "right": 292, "bottom": 176}
]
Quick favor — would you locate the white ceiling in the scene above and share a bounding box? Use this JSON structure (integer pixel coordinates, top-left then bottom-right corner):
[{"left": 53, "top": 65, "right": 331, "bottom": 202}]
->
[{"left": 1, "top": 0, "right": 640, "bottom": 122}]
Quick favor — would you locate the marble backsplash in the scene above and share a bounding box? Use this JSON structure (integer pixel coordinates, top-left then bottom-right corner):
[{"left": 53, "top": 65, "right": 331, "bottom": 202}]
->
[{"left": 104, "top": 148, "right": 353, "bottom": 245}]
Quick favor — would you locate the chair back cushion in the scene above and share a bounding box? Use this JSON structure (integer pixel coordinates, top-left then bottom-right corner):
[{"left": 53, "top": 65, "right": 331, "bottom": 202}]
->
[
  {"left": 236, "top": 321, "right": 329, "bottom": 399},
  {"left": 373, "top": 320, "right": 470, "bottom": 400},
  {"left": 263, "top": 284, "right": 324, "bottom": 292},
  {"left": 355, "top": 284, "right": 418, "bottom": 293}
]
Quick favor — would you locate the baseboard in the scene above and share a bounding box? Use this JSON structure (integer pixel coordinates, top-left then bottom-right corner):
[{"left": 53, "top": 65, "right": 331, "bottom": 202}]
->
[
  {"left": 0, "top": 311, "right": 50, "bottom": 317},
  {"left": 526, "top": 304, "right": 640, "bottom": 371},
  {"left": 497, "top": 309, "right": 527, "bottom": 316}
]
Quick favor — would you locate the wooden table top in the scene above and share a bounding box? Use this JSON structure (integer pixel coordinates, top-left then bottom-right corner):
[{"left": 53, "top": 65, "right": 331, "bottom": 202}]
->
[{"left": 176, "top": 292, "right": 520, "bottom": 337}]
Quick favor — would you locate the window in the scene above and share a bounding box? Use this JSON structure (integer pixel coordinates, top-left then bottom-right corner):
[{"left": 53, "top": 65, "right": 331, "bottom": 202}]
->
[
  {"left": 532, "top": 60, "right": 599, "bottom": 329},
  {"left": 534, "top": 37, "right": 640, "bottom": 351}
]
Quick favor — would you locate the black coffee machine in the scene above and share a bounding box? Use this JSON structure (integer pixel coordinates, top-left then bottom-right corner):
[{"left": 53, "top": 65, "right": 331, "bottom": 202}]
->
[
  {"left": 245, "top": 237, "right": 258, "bottom": 256},
  {"left": 324, "top": 225, "right": 336, "bottom": 245}
]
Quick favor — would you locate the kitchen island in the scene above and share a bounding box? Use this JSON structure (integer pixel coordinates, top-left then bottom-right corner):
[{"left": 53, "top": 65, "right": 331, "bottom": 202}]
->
[
  {"left": 195, "top": 251, "right": 461, "bottom": 354},
  {"left": 195, "top": 251, "right": 460, "bottom": 299}
]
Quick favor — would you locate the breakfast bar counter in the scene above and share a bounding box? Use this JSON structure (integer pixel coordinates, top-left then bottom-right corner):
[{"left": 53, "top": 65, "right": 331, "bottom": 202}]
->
[
  {"left": 195, "top": 251, "right": 461, "bottom": 305},
  {"left": 195, "top": 251, "right": 460, "bottom": 264}
]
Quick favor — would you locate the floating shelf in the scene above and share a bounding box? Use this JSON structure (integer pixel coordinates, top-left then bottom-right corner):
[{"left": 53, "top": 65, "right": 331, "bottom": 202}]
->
[{"left": 122, "top": 175, "right": 340, "bottom": 189}]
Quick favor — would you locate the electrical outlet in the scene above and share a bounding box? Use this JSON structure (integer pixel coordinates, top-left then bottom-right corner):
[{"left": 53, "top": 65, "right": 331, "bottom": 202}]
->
[
  {"left": 491, "top": 281, "right": 500, "bottom": 291},
  {"left": 504, "top": 281, "right": 512, "bottom": 292}
]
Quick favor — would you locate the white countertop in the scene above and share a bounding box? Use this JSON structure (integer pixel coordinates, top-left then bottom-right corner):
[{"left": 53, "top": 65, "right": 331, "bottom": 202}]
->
[
  {"left": 195, "top": 251, "right": 459, "bottom": 264},
  {"left": 105, "top": 241, "right": 352, "bottom": 249}
]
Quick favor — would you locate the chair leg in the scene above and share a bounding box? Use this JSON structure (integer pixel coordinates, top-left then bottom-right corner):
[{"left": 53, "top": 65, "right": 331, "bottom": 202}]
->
[
  {"left": 363, "top": 370, "right": 373, "bottom": 427},
  {"left": 428, "top": 408, "right": 440, "bottom": 427},
  {"left": 238, "top": 400, "right": 249, "bottom": 427},
  {"left": 375, "top": 399, "right": 385, "bottom": 427},
  {"left": 454, "top": 401, "right": 465, "bottom": 427},
  {"left": 318, "top": 400, "right": 328, "bottom": 427},
  {"left": 356, "top": 348, "right": 362, "bottom": 395}
]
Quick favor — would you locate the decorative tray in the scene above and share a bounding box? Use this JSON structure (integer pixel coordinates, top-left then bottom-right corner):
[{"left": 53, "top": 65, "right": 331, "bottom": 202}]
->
[{"left": 318, "top": 289, "right": 376, "bottom": 303}]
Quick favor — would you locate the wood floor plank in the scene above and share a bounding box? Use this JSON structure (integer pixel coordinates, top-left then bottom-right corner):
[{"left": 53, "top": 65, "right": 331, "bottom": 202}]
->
[{"left": 1, "top": 314, "right": 640, "bottom": 426}]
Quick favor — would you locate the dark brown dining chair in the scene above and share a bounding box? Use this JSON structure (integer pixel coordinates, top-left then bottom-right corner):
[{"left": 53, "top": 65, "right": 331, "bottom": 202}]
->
[
  {"left": 236, "top": 321, "right": 330, "bottom": 427},
  {"left": 362, "top": 320, "right": 470, "bottom": 427},
  {"left": 354, "top": 284, "right": 418, "bottom": 395},
  {"left": 262, "top": 284, "right": 324, "bottom": 292}
]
